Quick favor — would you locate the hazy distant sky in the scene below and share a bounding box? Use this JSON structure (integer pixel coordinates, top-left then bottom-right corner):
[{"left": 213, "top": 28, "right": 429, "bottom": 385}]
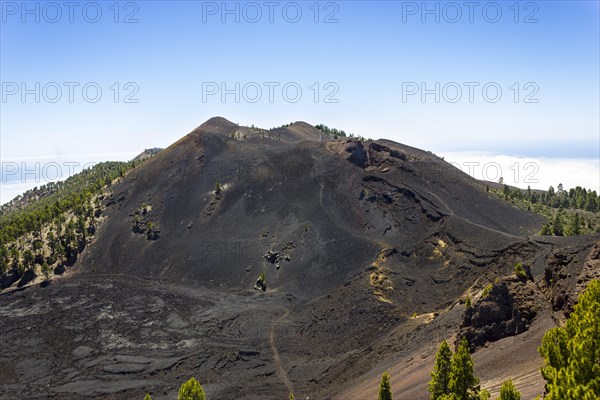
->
[{"left": 1, "top": 0, "right": 599, "bottom": 201}]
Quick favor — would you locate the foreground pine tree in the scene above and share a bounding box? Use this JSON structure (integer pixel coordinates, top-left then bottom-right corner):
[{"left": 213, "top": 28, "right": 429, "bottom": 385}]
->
[
  {"left": 448, "top": 338, "right": 479, "bottom": 400},
  {"left": 498, "top": 379, "right": 520, "bottom": 400},
  {"left": 429, "top": 339, "right": 453, "bottom": 399},
  {"left": 378, "top": 371, "right": 393, "bottom": 400},
  {"left": 178, "top": 377, "right": 206, "bottom": 400},
  {"left": 539, "top": 279, "right": 600, "bottom": 400}
]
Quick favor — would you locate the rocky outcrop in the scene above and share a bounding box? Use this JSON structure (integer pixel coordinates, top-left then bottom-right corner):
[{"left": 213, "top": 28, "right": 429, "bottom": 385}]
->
[
  {"left": 543, "top": 250, "right": 578, "bottom": 313},
  {"left": 327, "top": 140, "right": 408, "bottom": 171},
  {"left": 344, "top": 141, "right": 369, "bottom": 168},
  {"left": 460, "top": 277, "right": 542, "bottom": 349},
  {"left": 541, "top": 242, "right": 600, "bottom": 316},
  {"left": 263, "top": 244, "right": 293, "bottom": 270},
  {"left": 575, "top": 241, "right": 600, "bottom": 296},
  {"left": 263, "top": 250, "right": 280, "bottom": 264},
  {"left": 130, "top": 202, "right": 161, "bottom": 240}
]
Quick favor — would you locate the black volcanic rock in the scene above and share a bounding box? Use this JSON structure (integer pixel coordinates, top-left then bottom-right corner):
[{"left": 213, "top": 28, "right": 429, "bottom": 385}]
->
[
  {"left": 3, "top": 117, "right": 597, "bottom": 400},
  {"left": 460, "top": 277, "right": 543, "bottom": 349},
  {"left": 543, "top": 241, "right": 600, "bottom": 315}
]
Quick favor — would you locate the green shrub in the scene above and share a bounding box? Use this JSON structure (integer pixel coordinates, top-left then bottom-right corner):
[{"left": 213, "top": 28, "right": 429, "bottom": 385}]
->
[
  {"left": 540, "top": 224, "right": 552, "bottom": 235},
  {"left": 255, "top": 271, "right": 267, "bottom": 292},
  {"left": 178, "top": 377, "right": 206, "bottom": 400},
  {"left": 482, "top": 284, "right": 493, "bottom": 298},
  {"left": 514, "top": 263, "right": 527, "bottom": 280}
]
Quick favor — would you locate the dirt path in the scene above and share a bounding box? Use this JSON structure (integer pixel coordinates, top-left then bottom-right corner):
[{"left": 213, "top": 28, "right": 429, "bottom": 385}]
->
[
  {"left": 270, "top": 308, "right": 293, "bottom": 395},
  {"left": 426, "top": 189, "right": 526, "bottom": 240}
]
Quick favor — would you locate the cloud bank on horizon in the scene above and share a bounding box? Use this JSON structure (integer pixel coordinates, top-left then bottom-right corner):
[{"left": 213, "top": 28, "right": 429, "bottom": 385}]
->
[
  {"left": 439, "top": 152, "right": 600, "bottom": 193},
  {"left": 1, "top": 150, "right": 598, "bottom": 206}
]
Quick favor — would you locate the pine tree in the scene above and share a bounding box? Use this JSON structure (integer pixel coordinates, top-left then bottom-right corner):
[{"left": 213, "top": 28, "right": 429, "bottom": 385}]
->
[
  {"left": 41, "top": 261, "right": 52, "bottom": 282},
  {"left": 378, "top": 371, "right": 393, "bottom": 400},
  {"left": 449, "top": 338, "right": 479, "bottom": 400},
  {"left": 430, "top": 340, "right": 453, "bottom": 399},
  {"left": 569, "top": 213, "right": 581, "bottom": 236},
  {"left": 16, "top": 261, "right": 25, "bottom": 276},
  {"left": 586, "top": 193, "right": 597, "bottom": 212},
  {"left": 178, "top": 377, "right": 206, "bottom": 400},
  {"left": 552, "top": 212, "right": 564, "bottom": 236},
  {"left": 498, "top": 379, "right": 520, "bottom": 400},
  {"left": 22, "top": 249, "right": 35, "bottom": 270},
  {"left": 9, "top": 247, "right": 20, "bottom": 270},
  {"left": 0, "top": 245, "right": 8, "bottom": 274},
  {"left": 539, "top": 280, "right": 600, "bottom": 400}
]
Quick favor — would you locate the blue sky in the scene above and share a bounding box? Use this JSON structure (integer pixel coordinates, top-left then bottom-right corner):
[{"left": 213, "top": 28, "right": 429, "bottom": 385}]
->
[{"left": 1, "top": 1, "right": 599, "bottom": 201}]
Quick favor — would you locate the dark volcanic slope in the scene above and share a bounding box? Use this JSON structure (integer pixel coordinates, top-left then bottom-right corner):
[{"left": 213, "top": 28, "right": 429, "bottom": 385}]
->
[
  {"left": 83, "top": 116, "right": 542, "bottom": 294},
  {"left": 3, "top": 117, "right": 596, "bottom": 400}
]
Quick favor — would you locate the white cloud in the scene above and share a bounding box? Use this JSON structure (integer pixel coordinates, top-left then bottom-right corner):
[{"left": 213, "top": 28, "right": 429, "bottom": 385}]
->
[
  {"left": 439, "top": 152, "right": 600, "bottom": 192},
  {"left": 0, "top": 182, "right": 40, "bottom": 205},
  {"left": 0, "top": 153, "right": 136, "bottom": 205}
]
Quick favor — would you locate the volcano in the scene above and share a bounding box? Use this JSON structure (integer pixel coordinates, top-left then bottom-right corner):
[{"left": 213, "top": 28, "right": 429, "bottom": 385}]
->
[{"left": 1, "top": 117, "right": 598, "bottom": 400}]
